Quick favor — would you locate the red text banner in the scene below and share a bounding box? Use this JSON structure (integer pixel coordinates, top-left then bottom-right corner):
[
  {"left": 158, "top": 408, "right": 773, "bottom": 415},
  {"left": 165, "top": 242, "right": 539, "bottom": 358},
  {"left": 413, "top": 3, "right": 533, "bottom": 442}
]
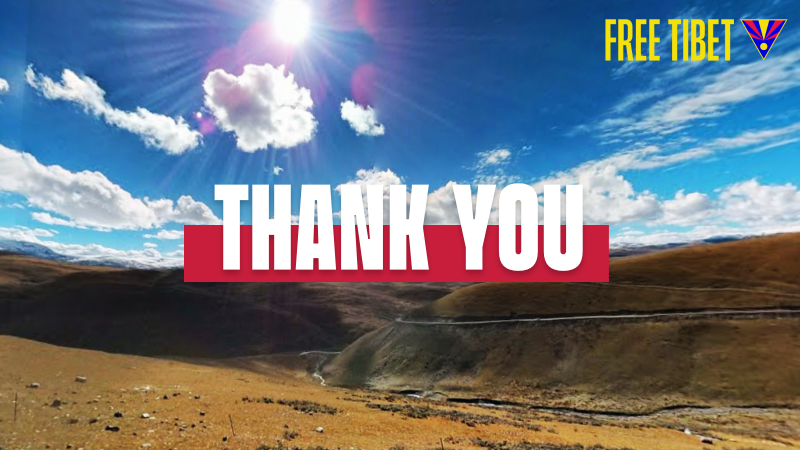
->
[{"left": 184, "top": 225, "right": 609, "bottom": 282}]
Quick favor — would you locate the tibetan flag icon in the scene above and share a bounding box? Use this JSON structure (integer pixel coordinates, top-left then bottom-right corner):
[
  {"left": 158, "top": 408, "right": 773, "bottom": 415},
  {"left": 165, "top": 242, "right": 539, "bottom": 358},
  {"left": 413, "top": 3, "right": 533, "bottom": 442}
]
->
[{"left": 741, "top": 19, "right": 787, "bottom": 60}]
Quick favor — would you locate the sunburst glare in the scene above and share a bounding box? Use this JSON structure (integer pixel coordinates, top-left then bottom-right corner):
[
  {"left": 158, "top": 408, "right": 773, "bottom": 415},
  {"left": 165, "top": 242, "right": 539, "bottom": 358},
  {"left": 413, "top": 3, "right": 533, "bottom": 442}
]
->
[{"left": 272, "top": 0, "right": 311, "bottom": 45}]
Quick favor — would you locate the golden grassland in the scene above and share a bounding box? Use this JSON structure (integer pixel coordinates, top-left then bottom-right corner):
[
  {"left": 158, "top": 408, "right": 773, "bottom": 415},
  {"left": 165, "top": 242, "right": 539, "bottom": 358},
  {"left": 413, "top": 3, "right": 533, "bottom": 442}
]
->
[
  {"left": 2, "top": 336, "right": 797, "bottom": 450},
  {"left": 326, "top": 234, "right": 800, "bottom": 413},
  {"left": 412, "top": 233, "right": 800, "bottom": 320},
  {"left": 4, "top": 235, "right": 800, "bottom": 448},
  {"left": 0, "top": 253, "right": 118, "bottom": 287},
  {"left": 326, "top": 316, "right": 800, "bottom": 412}
]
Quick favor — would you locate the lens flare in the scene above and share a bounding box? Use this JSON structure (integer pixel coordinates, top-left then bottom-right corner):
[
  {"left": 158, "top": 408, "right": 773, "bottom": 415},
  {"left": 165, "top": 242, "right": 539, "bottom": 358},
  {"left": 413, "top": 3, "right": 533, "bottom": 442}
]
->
[{"left": 272, "top": 0, "right": 311, "bottom": 44}]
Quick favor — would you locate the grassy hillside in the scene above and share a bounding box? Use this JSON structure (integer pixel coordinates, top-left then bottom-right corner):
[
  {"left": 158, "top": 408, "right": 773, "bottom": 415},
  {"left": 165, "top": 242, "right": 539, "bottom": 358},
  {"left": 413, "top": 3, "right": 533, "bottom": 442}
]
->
[
  {"left": 7, "top": 336, "right": 792, "bottom": 450},
  {"left": 326, "top": 233, "right": 800, "bottom": 412},
  {"left": 410, "top": 233, "right": 800, "bottom": 320},
  {"left": 609, "top": 233, "right": 800, "bottom": 290},
  {"left": 0, "top": 254, "right": 466, "bottom": 357},
  {"left": 0, "top": 252, "right": 118, "bottom": 286},
  {"left": 326, "top": 316, "right": 800, "bottom": 412}
]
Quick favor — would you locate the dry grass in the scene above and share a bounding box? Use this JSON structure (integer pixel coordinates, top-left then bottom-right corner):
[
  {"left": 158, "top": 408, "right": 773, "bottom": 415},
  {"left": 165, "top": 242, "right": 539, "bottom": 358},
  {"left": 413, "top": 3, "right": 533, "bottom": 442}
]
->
[
  {"left": 411, "top": 233, "right": 800, "bottom": 320},
  {"left": 0, "top": 253, "right": 467, "bottom": 357},
  {"left": 608, "top": 233, "right": 800, "bottom": 291},
  {"left": 1, "top": 336, "right": 793, "bottom": 450},
  {"left": 0, "top": 253, "right": 117, "bottom": 287},
  {"left": 326, "top": 317, "right": 800, "bottom": 412},
  {"left": 327, "top": 234, "right": 800, "bottom": 411}
]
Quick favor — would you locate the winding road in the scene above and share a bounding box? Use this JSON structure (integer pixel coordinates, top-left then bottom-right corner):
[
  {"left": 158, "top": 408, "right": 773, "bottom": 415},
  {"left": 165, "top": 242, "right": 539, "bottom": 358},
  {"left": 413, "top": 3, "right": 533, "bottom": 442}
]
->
[
  {"left": 395, "top": 283, "right": 800, "bottom": 326},
  {"left": 396, "top": 308, "right": 800, "bottom": 326},
  {"left": 582, "top": 282, "right": 800, "bottom": 297}
]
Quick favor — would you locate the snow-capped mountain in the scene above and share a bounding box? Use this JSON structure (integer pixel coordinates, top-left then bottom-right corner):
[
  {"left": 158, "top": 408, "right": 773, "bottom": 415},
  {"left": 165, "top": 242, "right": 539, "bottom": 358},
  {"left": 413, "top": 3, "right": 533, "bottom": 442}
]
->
[
  {"left": 0, "top": 239, "right": 182, "bottom": 270},
  {"left": 0, "top": 239, "right": 72, "bottom": 262}
]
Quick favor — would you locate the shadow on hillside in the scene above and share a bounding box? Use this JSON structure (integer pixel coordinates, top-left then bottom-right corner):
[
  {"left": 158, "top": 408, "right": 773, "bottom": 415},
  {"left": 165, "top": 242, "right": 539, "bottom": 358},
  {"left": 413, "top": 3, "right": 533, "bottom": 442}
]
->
[{"left": 0, "top": 270, "right": 353, "bottom": 358}]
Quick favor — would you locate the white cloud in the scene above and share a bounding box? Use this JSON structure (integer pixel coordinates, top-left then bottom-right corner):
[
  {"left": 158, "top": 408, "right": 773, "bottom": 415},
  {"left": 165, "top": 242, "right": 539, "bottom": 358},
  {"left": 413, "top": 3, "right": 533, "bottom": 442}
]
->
[
  {"left": 333, "top": 163, "right": 800, "bottom": 251},
  {"left": 718, "top": 179, "right": 800, "bottom": 225},
  {"left": 747, "top": 138, "right": 799, "bottom": 154},
  {"left": 613, "top": 179, "right": 800, "bottom": 247},
  {"left": 340, "top": 100, "right": 385, "bottom": 136},
  {"left": 516, "top": 147, "right": 671, "bottom": 226},
  {"left": 333, "top": 120, "right": 800, "bottom": 232},
  {"left": 144, "top": 196, "right": 221, "bottom": 227},
  {"left": 204, "top": 63, "right": 316, "bottom": 151},
  {"left": 599, "top": 48, "right": 800, "bottom": 137},
  {"left": 658, "top": 49, "right": 800, "bottom": 124},
  {"left": 565, "top": 34, "right": 800, "bottom": 242},
  {"left": 474, "top": 149, "right": 511, "bottom": 169},
  {"left": 144, "top": 242, "right": 158, "bottom": 249},
  {"left": 472, "top": 172, "right": 521, "bottom": 186},
  {"left": 341, "top": 167, "right": 660, "bottom": 227},
  {"left": 533, "top": 124, "right": 800, "bottom": 230},
  {"left": 334, "top": 169, "right": 472, "bottom": 227},
  {"left": 526, "top": 139, "right": 800, "bottom": 228},
  {"left": 0, "top": 78, "right": 9, "bottom": 95},
  {"left": 25, "top": 66, "right": 201, "bottom": 154},
  {"left": 424, "top": 182, "right": 463, "bottom": 225},
  {"left": 575, "top": 166, "right": 661, "bottom": 225},
  {"left": 336, "top": 161, "right": 663, "bottom": 227},
  {"left": 469, "top": 149, "right": 521, "bottom": 186},
  {"left": 0, "top": 226, "right": 183, "bottom": 268},
  {"left": 335, "top": 168, "right": 404, "bottom": 224},
  {"left": 273, "top": 166, "right": 284, "bottom": 176},
  {"left": 0, "top": 144, "right": 220, "bottom": 230},
  {"left": 11, "top": 226, "right": 54, "bottom": 238},
  {"left": 579, "top": 119, "right": 800, "bottom": 178},
  {"left": 531, "top": 116, "right": 800, "bottom": 228},
  {"left": 611, "top": 89, "right": 663, "bottom": 114},
  {"left": 0, "top": 226, "right": 56, "bottom": 241},
  {"left": 31, "top": 212, "right": 82, "bottom": 228},
  {"left": 711, "top": 121, "right": 800, "bottom": 149},
  {"left": 655, "top": 190, "right": 715, "bottom": 226},
  {"left": 144, "top": 229, "right": 184, "bottom": 240},
  {"left": 336, "top": 167, "right": 403, "bottom": 189}
]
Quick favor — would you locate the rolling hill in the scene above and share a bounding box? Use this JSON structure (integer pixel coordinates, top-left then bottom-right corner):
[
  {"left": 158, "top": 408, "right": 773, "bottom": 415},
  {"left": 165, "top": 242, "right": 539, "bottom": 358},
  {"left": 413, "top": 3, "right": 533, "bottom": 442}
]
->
[
  {"left": 324, "top": 233, "right": 800, "bottom": 412},
  {"left": 0, "top": 254, "right": 467, "bottom": 357},
  {"left": 10, "top": 335, "right": 788, "bottom": 450}
]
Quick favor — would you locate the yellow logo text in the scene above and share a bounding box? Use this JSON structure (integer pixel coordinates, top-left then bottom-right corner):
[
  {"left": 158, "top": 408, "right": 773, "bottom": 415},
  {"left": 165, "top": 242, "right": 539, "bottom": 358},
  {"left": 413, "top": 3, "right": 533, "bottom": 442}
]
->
[{"left": 605, "top": 19, "right": 735, "bottom": 61}]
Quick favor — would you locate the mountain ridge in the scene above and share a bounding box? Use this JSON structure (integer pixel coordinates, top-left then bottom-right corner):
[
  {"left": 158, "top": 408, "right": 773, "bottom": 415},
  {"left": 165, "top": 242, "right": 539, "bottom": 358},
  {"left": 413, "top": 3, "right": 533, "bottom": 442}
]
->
[{"left": 324, "top": 232, "right": 800, "bottom": 412}]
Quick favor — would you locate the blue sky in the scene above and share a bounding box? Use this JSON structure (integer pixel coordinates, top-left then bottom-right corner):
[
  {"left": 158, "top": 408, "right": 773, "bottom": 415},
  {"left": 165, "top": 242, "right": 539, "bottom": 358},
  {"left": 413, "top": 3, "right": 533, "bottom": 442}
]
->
[{"left": 1, "top": 0, "right": 799, "bottom": 267}]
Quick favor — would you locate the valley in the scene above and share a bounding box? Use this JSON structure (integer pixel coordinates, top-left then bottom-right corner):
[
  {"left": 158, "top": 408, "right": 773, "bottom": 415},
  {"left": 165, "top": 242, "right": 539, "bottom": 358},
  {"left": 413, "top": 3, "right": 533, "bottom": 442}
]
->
[{"left": 2, "top": 233, "right": 800, "bottom": 448}]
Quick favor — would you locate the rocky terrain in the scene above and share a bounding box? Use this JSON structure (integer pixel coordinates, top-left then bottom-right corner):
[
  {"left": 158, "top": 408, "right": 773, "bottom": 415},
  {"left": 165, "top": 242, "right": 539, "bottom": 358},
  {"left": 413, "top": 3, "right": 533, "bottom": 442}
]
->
[{"left": 2, "top": 336, "right": 797, "bottom": 450}]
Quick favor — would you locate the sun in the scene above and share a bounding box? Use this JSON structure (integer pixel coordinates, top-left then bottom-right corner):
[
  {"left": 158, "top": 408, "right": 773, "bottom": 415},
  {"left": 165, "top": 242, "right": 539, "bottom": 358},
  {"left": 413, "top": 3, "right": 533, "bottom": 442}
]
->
[{"left": 272, "top": 0, "right": 311, "bottom": 45}]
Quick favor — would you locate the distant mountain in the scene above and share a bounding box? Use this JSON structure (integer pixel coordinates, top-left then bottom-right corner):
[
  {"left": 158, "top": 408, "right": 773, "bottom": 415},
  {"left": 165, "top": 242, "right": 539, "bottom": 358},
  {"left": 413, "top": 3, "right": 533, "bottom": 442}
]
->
[
  {"left": 68, "top": 255, "right": 182, "bottom": 270},
  {"left": 0, "top": 239, "right": 180, "bottom": 269},
  {"left": 1, "top": 234, "right": 748, "bottom": 269},
  {"left": 609, "top": 242, "right": 686, "bottom": 258},
  {"left": 610, "top": 235, "right": 744, "bottom": 258},
  {"left": 0, "top": 239, "right": 71, "bottom": 262}
]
